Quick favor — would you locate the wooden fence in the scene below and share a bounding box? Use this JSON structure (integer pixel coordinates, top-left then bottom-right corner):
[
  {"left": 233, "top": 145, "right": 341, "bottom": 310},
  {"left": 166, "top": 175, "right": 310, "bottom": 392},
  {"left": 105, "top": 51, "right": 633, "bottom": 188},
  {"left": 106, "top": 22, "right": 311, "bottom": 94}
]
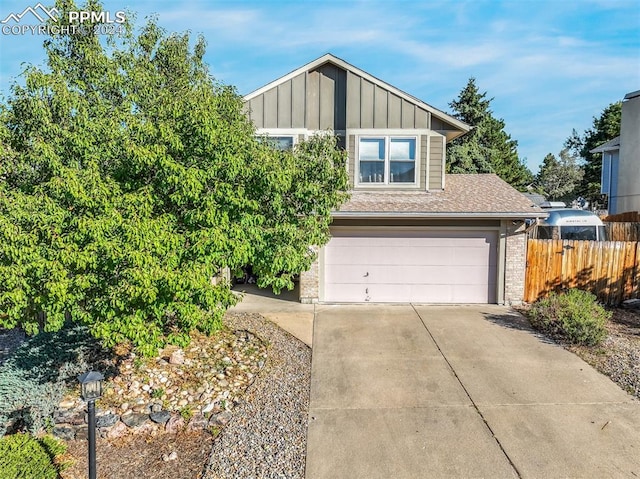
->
[
  {"left": 602, "top": 211, "right": 640, "bottom": 222},
  {"left": 605, "top": 222, "right": 640, "bottom": 241},
  {"left": 525, "top": 239, "right": 640, "bottom": 305}
]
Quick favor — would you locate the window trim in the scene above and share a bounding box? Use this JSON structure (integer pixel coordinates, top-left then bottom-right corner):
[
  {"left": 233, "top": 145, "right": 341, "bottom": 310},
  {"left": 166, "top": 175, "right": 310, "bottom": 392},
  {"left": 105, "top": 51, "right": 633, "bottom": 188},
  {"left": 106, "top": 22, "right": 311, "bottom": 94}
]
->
[
  {"left": 255, "top": 128, "right": 310, "bottom": 150},
  {"left": 355, "top": 134, "right": 419, "bottom": 187}
]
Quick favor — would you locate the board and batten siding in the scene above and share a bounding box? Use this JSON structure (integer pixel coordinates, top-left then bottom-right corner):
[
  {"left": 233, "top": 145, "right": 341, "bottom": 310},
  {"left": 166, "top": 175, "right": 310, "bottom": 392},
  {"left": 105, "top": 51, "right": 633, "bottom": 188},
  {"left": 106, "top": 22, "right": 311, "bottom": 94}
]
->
[
  {"left": 346, "top": 71, "right": 430, "bottom": 129},
  {"left": 246, "top": 63, "right": 437, "bottom": 132},
  {"left": 247, "top": 64, "right": 347, "bottom": 130},
  {"left": 429, "top": 136, "right": 445, "bottom": 190}
]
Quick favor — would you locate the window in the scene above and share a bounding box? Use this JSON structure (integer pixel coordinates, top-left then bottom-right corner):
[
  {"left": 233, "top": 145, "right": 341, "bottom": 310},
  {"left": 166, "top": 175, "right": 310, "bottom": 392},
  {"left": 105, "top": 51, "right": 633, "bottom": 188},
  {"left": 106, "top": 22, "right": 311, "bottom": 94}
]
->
[
  {"left": 259, "top": 135, "right": 295, "bottom": 151},
  {"left": 358, "top": 136, "right": 416, "bottom": 184}
]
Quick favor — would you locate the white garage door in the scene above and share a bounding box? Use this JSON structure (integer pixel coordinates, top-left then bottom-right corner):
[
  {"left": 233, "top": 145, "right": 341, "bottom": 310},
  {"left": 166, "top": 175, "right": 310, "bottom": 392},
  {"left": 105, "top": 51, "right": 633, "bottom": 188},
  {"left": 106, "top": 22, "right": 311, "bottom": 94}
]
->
[{"left": 323, "top": 229, "right": 498, "bottom": 303}]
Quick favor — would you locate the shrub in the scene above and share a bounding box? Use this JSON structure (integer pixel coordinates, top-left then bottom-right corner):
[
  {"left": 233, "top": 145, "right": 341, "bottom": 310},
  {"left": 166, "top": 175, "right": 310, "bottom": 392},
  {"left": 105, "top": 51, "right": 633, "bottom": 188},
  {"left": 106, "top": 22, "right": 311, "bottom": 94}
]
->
[
  {"left": 529, "top": 289, "right": 611, "bottom": 345},
  {"left": 0, "top": 324, "right": 113, "bottom": 436},
  {"left": 0, "top": 433, "right": 67, "bottom": 479}
]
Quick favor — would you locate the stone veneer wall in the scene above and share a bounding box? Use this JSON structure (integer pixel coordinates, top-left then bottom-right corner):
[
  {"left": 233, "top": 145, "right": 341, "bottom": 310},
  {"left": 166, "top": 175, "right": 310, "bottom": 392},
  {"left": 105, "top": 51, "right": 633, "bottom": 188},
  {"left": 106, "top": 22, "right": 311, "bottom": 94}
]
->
[
  {"left": 299, "top": 250, "right": 319, "bottom": 303},
  {"left": 504, "top": 221, "right": 528, "bottom": 305}
]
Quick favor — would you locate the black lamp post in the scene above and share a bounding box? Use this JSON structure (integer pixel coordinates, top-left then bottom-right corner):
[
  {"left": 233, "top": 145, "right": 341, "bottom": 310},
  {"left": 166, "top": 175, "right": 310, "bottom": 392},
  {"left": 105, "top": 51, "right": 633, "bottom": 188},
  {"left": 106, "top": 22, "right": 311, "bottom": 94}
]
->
[{"left": 78, "top": 371, "right": 104, "bottom": 479}]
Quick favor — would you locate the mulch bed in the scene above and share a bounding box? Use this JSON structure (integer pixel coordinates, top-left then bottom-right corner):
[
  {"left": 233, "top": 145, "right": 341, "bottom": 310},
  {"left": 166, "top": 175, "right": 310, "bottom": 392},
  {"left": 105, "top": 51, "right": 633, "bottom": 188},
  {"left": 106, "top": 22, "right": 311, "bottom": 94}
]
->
[{"left": 61, "top": 430, "right": 213, "bottom": 479}]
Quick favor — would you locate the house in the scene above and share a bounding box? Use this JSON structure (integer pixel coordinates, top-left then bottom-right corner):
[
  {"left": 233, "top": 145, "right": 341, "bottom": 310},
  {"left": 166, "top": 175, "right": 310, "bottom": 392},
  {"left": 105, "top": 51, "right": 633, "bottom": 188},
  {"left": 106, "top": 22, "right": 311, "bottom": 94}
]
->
[
  {"left": 244, "top": 54, "right": 545, "bottom": 305},
  {"left": 592, "top": 90, "right": 640, "bottom": 215}
]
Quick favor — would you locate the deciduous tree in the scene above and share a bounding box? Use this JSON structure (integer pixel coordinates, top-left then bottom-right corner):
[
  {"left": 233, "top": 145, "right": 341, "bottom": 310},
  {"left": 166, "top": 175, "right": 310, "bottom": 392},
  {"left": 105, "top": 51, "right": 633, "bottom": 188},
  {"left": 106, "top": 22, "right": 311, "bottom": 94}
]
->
[
  {"left": 0, "top": 1, "right": 348, "bottom": 355},
  {"left": 534, "top": 149, "right": 584, "bottom": 201}
]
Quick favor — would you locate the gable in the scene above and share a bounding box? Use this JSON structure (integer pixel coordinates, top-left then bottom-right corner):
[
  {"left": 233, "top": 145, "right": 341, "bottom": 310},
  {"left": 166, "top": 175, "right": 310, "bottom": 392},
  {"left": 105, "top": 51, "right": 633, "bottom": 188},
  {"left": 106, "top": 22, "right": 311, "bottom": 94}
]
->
[{"left": 244, "top": 54, "right": 470, "bottom": 141}]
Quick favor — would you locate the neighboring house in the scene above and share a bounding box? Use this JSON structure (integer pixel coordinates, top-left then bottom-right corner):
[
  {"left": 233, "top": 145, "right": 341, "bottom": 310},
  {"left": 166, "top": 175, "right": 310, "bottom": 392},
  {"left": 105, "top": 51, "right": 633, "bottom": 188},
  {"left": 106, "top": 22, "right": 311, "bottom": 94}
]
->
[
  {"left": 523, "top": 192, "right": 547, "bottom": 207},
  {"left": 592, "top": 90, "right": 640, "bottom": 215},
  {"left": 591, "top": 136, "right": 620, "bottom": 214},
  {"left": 244, "top": 54, "right": 545, "bottom": 305}
]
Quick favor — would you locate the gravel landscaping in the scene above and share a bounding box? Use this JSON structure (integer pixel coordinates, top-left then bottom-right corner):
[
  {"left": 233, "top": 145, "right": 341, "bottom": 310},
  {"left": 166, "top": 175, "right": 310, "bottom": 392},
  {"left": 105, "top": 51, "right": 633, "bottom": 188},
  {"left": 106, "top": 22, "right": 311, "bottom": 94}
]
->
[
  {"left": 2, "top": 305, "right": 637, "bottom": 478},
  {"left": 55, "top": 312, "right": 311, "bottom": 479},
  {"left": 564, "top": 308, "right": 640, "bottom": 399},
  {"left": 203, "top": 313, "right": 311, "bottom": 479}
]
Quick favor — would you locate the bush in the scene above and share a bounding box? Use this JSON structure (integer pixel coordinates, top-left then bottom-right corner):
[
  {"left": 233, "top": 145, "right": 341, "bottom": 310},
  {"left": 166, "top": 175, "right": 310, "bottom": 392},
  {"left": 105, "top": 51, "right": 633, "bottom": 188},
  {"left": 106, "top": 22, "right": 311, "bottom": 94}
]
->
[
  {"left": 0, "top": 324, "right": 113, "bottom": 436},
  {"left": 529, "top": 289, "right": 611, "bottom": 345},
  {"left": 0, "top": 433, "right": 67, "bottom": 479}
]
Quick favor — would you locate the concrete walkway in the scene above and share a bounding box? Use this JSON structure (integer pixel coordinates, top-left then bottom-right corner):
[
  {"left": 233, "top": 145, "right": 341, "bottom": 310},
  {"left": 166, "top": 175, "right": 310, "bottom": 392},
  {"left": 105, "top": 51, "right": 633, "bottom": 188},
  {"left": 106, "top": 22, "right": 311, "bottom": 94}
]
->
[
  {"left": 306, "top": 304, "right": 640, "bottom": 479},
  {"left": 228, "top": 284, "right": 314, "bottom": 346}
]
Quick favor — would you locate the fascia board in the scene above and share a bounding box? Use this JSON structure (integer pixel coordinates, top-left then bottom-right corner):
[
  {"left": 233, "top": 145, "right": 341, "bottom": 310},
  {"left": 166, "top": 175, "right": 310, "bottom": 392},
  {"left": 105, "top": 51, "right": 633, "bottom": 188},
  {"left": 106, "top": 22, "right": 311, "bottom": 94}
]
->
[{"left": 331, "top": 211, "right": 548, "bottom": 219}]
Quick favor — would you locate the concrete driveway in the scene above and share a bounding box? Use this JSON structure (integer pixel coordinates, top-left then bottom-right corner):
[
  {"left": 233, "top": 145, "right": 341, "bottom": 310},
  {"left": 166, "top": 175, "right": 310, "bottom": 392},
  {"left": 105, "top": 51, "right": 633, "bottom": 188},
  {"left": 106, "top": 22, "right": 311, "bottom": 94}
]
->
[{"left": 306, "top": 304, "right": 640, "bottom": 478}]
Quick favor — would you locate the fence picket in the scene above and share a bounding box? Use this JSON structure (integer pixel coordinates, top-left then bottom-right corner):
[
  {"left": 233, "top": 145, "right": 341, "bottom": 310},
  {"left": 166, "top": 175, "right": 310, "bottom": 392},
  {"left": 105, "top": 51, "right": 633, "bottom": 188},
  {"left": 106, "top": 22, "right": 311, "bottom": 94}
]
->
[{"left": 525, "top": 239, "right": 640, "bottom": 305}]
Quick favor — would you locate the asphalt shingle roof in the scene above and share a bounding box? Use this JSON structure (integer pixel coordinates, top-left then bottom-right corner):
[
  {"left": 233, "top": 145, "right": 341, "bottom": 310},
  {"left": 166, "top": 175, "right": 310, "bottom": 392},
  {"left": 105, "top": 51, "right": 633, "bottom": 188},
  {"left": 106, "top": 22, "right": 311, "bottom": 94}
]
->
[{"left": 334, "top": 174, "right": 545, "bottom": 218}]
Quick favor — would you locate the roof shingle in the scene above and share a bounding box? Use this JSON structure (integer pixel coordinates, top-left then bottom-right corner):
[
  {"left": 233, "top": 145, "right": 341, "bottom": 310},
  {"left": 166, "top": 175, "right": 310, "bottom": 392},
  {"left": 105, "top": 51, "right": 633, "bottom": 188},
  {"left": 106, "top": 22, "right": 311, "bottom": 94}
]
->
[{"left": 334, "top": 174, "right": 545, "bottom": 218}]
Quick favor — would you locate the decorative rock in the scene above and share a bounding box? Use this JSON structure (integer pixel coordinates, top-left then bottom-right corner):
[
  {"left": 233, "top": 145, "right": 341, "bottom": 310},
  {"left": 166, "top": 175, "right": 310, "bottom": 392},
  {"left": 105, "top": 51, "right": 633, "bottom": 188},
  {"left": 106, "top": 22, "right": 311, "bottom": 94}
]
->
[
  {"left": 164, "top": 415, "right": 184, "bottom": 434},
  {"left": 210, "top": 411, "right": 232, "bottom": 427},
  {"left": 187, "top": 414, "right": 208, "bottom": 431},
  {"left": 162, "top": 451, "right": 178, "bottom": 462},
  {"left": 121, "top": 413, "right": 149, "bottom": 428},
  {"left": 150, "top": 410, "right": 171, "bottom": 425},
  {"left": 169, "top": 349, "right": 184, "bottom": 365},
  {"left": 622, "top": 299, "right": 640, "bottom": 309},
  {"left": 202, "top": 402, "right": 218, "bottom": 414},
  {"left": 151, "top": 403, "right": 163, "bottom": 413},
  {"left": 132, "top": 421, "right": 158, "bottom": 436},
  {"left": 58, "top": 399, "right": 76, "bottom": 409},
  {"left": 96, "top": 414, "right": 119, "bottom": 428},
  {"left": 55, "top": 409, "right": 85, "bottom": 426},
  {"left": 52, "top": 425, "right": 76, "bottom": 441},
  {"left": 106, "top": 421, "right": 129, "bottom": 439},
  {"left": 75, "top": 426, "right": 88, "bottom": 441}
]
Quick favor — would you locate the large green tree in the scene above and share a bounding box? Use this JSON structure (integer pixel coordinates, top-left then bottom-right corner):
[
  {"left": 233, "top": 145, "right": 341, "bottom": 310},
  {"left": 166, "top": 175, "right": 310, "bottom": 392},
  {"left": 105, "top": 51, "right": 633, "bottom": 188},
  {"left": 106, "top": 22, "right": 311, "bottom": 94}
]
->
[
  {"left": 0, "top": 1, "right": 348, "bottom": 355},
  {"left": 534, "top": 149, "right": 584, "bottom": 201},
  {"left": 446, "top": 78, "right": 532, "bottom": 190},
  {"left": 565, "top": 101, "right": 621, "bottom": 205}
]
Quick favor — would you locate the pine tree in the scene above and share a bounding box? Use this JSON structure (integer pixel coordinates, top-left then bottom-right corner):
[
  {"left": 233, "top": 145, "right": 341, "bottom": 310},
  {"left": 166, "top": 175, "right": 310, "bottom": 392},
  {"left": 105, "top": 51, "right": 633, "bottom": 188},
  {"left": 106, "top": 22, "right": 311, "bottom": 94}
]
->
[
  {"left": 565, "top": 102, "right": 621, "bottom": 205},
  {"left": 447, "top": 78, "right": 532, "bottom": 190}
]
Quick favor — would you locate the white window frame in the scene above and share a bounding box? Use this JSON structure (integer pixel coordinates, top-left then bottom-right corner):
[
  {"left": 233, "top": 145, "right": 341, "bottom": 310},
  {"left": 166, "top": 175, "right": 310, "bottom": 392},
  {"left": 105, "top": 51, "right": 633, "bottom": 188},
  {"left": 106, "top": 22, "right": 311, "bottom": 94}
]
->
[
  {"left": 356, "top": 134, "right": 419, "bottom": 187},
  {"left": 255, "top": 128, "right": 310, "bottom": 151}
]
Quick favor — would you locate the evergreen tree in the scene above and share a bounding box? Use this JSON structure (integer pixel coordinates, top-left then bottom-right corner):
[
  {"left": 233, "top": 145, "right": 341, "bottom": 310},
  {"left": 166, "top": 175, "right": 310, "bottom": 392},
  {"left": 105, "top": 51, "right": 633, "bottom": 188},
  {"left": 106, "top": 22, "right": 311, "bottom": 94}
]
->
[
  {"left": 565, "top": 102, "right": 621, "bottom": 205},
  {"left": 447, "top": 78, "right": 532, "bottom": 190}
]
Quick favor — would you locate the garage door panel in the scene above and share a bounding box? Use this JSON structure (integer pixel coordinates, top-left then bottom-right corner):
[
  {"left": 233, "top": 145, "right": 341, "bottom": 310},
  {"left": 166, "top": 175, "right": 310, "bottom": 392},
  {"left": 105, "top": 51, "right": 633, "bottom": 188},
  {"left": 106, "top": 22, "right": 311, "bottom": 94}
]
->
[
  {"left": 326, "top": 246, "right": 494, "bottom": 267},
  {"left": 324, "top": 229, "right": 498, "bottom": 304},
  {"left": 324, "top": 283, "right": 495, "bottom": 303},
  {"left": 327, "top": 264, "right": 497, "bottom": 285}
]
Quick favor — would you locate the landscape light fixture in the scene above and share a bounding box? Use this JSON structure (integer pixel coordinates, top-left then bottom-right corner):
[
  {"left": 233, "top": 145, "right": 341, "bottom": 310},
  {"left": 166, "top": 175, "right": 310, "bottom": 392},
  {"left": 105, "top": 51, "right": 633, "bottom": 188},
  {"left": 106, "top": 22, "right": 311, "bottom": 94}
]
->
[{"left": 78, "top": 371, "right": 104, "bottom": 479}]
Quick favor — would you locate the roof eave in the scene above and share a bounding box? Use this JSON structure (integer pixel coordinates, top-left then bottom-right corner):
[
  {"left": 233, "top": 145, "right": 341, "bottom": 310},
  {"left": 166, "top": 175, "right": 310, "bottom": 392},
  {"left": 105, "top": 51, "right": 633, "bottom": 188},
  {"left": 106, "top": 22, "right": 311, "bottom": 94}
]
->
[{"left": 331, "top": 211, "right": 548, "bottom": 219}]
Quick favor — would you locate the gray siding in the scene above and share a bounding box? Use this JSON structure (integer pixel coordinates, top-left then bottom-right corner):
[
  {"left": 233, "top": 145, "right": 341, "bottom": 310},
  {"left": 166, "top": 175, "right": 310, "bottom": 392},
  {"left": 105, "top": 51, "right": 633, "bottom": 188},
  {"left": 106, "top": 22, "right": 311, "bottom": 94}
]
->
[
  {"left": 344, "top": 71, "right": 432, "bottom": 129},
  {"left": 247, "top": 64, "right": 347, "bottom": 130},
  {"left": 429, "top": 135, "right": 445, "bottom": 190},
  {"left": 420, "top": 135, "right": 428, "bottom": 190},
  {"left": 348, "top": 135, "right": 356, "bottom": 186},
  {"left": 246, "top": 60, "right": 462, "bottom": 135}
]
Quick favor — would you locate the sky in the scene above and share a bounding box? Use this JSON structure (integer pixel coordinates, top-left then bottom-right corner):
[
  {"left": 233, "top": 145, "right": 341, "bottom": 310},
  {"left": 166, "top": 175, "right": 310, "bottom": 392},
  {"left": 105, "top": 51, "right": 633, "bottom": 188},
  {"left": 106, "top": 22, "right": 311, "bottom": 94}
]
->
[{"left": 0, "top": 0, "right": 639, "bottom": 174}]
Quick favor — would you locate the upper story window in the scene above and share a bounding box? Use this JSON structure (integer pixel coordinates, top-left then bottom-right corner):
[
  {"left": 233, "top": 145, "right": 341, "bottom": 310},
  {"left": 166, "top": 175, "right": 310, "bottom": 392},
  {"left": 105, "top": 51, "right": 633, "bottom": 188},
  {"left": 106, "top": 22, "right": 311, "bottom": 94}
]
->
[
  {"left": 260, "top": 135, "right": 294, "bottom": 151},
  {"left": 358, "top": 136, "right": 416, "bottom": 185}
]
